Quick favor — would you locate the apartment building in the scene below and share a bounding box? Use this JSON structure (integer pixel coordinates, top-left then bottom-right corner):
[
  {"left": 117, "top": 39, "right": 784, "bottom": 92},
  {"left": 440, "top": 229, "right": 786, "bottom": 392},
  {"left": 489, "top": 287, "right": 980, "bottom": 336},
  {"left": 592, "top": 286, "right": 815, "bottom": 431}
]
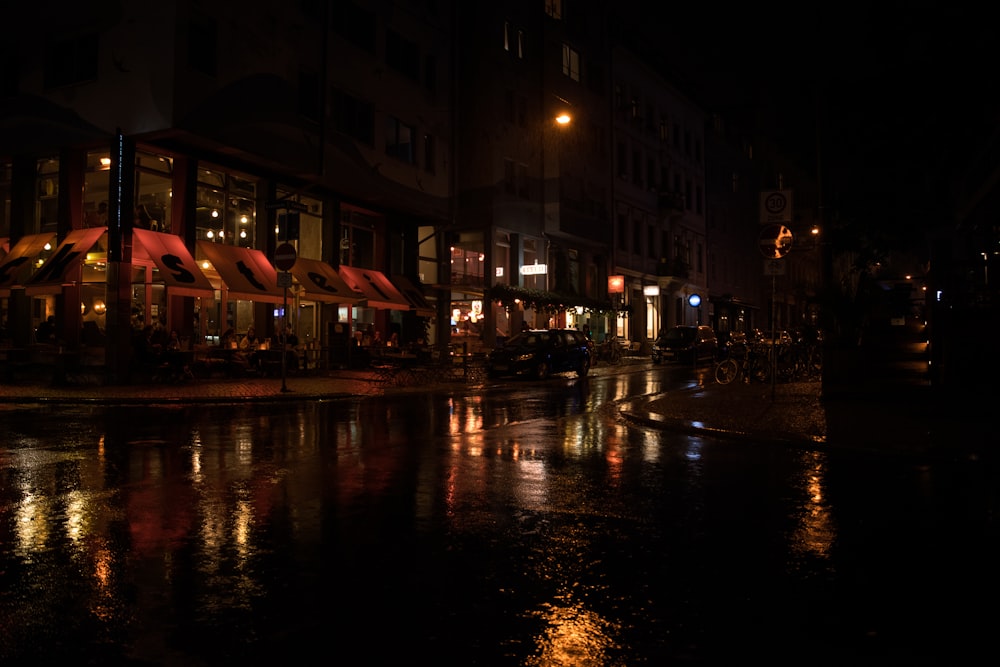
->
[
  {"left": 0, "top": 0, "right": 453, "bottom": 379},
  {"left": 610, "top": 46, "right": 708, "bottom": 348}
]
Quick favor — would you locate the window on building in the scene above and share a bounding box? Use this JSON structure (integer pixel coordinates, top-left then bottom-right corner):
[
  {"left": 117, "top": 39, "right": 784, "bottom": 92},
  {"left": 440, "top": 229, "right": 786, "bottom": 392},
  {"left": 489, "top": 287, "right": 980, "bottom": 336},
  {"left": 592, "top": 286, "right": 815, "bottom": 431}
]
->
[
  {"left": 424, "top": 134, "right": 436, "bottom": 174},
  {"left": 545, "top": 0, "right": 562, "bottom": 18},
  {"left": 195, "top": 167, "right": 255, "bottom": 247},
  {"left": 424, "top": 54, "right": 437, "bottom": 95},
  {"left": 617, "top": 142, "right": 628, "bottom": 179},
  {"left": 618, "top": 213, "right": 628, "bottom": 250},
  {"left": 386, "top": 30, "right": 419, "bottom": 81},
  {"left": 340, "top": 206, "right": 378, "bottom": 269},
  {"left": 562, "top": 44, "right": 580, "bottom": 81},
  {"left": 517, "top": 163, "right": 529, "bottom": 199},
  {"left": 648, "top": 226, "right": 656, "bottom": 259},
  {"left": 633, "top": 217, "right": 641, "bottom": 252},
  {"left": 385, "top": 116, "right": 415, "bottom": 163},
  {"left": 332, "top": 88, "right": 374, "bottom": 145},
  {"left": 36, "top": 158, "right": 59, "bottom": 232},
  {"left": 522, "top": 238, "right": 543, "bottom": 290},
  {"left": 187, "top": 14, "right": 217, "bottom": 76},
  {"left": 504, "top": 159, "right": 515, "bottom": 195},
  {"left": 686, "top": 180, "right": 693, "bottom": 210},
  {"left": 696, "top": 185, "right": 703, "bottom": 214},
  {"left": 298, "top": 67, "right": 321, "bottom": 122},
  {"left": 332, "top": 2, "right": 376, "bottom": 53},
  {"left": 697, "top": 242, "right": 704, "bottom": 273},
  {"left": 632, "top": 151, "right": 642, "bottom": 186},
  {"left": 45, "top": 32, "right": 99, "bottom": 88},
  {"left": 134, "top": 151, "right": 174, "bottom": 234}
]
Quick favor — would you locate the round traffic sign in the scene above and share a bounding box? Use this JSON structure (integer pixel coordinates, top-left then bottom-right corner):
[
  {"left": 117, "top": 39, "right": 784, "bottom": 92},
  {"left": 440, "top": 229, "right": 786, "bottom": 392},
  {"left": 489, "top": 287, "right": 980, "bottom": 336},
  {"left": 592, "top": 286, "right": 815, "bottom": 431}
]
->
[
  {"left": 758, "top": 224, "right": 793, "bottom": 258},
  {"left": 274, "top": 242, "right": 297, "bottom": 271}
]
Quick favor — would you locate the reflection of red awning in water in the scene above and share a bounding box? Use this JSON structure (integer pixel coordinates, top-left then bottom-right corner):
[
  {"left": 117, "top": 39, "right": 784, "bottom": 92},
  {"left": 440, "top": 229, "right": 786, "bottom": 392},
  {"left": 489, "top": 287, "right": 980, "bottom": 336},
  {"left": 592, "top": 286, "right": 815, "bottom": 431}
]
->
[
  {"left": 196, "top": 240, "right": 284, "bottom": 303},
  {"left": 133, "top": 229, "right": 215, "bottom": 298},
  {"left": 288, "top": 257, "right": 364, "bottom": 303},
  {"left": 25, "top": 227, "right": 106, "bottom": 295},
  {"left": 337, "top": 265, "right": 411, "bottom": 310},
  {"left": 0, "top": 232, "right": 56, "bottom": 296}
]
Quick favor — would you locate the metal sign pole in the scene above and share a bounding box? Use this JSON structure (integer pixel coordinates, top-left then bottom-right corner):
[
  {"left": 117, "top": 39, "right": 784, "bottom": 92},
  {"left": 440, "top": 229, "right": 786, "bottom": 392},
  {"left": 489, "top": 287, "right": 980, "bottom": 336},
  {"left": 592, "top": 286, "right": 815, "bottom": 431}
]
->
[
  {"left": 771, "top": 274, "right": 776, "bottom": 402},
  {"left": 281, "top": 284, "right": 290, "bottom": 393}
]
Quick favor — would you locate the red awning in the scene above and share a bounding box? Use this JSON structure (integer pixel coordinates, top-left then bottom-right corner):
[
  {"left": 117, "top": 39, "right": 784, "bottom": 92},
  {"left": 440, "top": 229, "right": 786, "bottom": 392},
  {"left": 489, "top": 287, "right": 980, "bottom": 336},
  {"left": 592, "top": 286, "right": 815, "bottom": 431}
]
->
[
  {"left": 288, "top": 257, "right": 364, "bottom": 304},
  {"left": 196, "top": 240, "right": 284, "bottom": 304},
  {"left": 133, "top": 229, "right": 215, "bottom": 298},
  {"left": 25, "top": 227, "right": 106, "bottom": 295},
  {"left": 0, "top": 232, "right": 56, "bottom": 296},
  {"left": 337, "top": 265, "right": 411, "bottom": 310},
  {"left": 390, "top": 274, "right": 435, "bottom": 317}
]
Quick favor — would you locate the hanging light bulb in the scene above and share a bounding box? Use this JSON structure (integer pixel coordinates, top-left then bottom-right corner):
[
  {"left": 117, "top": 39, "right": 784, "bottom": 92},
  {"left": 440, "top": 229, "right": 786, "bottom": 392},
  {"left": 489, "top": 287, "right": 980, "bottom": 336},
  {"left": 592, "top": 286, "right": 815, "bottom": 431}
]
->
[{"left": 206, "top": 230, "right": 214, "bottom": 239}]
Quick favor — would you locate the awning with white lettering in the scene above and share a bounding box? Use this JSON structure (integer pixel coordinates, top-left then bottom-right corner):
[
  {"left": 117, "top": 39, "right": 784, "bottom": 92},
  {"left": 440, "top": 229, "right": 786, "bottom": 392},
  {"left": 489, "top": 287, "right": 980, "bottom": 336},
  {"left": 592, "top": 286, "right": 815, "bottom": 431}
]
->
[
  {"left": 133, "top": 229, "right": 215, "bottom": 298},
  {"left": 390, "top": 274, "right": 435, "bottom": 317},
  {"left": 196, "top": 240, "right": 284, "bottom": 303},
  {"left": 25, "top": 227, "right": 106, "bottom": 295},
  {"left": 288, "top": 257, "right": 364, "bottom": 304},
  {"left": 337, "top": 265, "right": 411, "bottom": 310},
  {"left": 0, "top": 232, "right": 56, "bottom": 297}
]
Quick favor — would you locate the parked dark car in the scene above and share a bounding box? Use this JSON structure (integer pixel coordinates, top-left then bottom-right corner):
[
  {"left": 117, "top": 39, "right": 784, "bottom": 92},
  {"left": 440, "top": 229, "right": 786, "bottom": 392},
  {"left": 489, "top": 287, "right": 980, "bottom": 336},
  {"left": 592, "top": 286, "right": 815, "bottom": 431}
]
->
[
  {"left": 486, "top": 329, "right": 591, "bottom": 380},
  {"left": 651, "top": 325, "right": 719, "bottom": 364}
]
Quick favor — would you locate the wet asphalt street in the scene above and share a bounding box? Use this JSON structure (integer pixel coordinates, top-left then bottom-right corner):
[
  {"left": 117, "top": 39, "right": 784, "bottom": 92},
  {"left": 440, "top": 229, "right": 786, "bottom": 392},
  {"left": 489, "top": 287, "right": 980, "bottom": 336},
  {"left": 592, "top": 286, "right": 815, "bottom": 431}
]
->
[{"left": 1, "top": 364, "right": 998, "bottom": 665}]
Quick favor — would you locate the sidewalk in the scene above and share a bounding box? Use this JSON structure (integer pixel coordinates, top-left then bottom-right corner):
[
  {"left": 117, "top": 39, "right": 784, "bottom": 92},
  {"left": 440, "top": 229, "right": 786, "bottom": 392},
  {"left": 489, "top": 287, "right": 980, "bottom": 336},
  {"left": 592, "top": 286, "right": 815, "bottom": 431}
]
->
[{"left": 1, "top": 360, "right": 993, "bottom": 461}]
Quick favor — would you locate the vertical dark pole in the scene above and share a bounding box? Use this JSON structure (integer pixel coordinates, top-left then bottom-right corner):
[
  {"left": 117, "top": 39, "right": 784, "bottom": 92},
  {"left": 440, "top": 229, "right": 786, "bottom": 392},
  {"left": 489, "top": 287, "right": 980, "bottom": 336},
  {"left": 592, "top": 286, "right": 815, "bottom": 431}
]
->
[
  {"left": 281, "top": 284, "right": 290, "bottom": 392},
  {"left": 105, "top": 130, "right": 135, "bottom": 385}
]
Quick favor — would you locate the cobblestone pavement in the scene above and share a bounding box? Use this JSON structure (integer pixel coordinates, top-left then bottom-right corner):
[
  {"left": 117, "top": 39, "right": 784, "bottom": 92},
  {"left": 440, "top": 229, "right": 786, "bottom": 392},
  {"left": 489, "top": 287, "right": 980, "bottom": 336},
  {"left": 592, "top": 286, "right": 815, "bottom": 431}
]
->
[{"left": 1, "top": 358, "right": 992, "bottom": 461}]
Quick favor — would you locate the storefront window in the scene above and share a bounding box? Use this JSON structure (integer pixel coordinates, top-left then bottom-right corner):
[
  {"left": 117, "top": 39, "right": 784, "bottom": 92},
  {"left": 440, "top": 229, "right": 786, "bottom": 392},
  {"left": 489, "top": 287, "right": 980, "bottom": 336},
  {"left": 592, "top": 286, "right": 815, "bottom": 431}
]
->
[
  {"left": 521, "top": 238, "right": 545, "bottom": 290},
  {"left": 493, "top": 233, "right": 510, "bottom": 286},
  {"left": 196, "top": 167, "right": 256, "bottom": 246},
  {"left": 275, "top": 191, "right": 322, "bottom": 259},
  {"left": 417, "top": 224, "right": 438, "bottom": 285},
  {"left": 135, "top": 152, "right": 173, "bottom": 232},
  {"left": 340, "top": 205, "right": 377, "bottom": 268},
  {"left": 37, "top": 158, "right": 59, "bottom": 232}
]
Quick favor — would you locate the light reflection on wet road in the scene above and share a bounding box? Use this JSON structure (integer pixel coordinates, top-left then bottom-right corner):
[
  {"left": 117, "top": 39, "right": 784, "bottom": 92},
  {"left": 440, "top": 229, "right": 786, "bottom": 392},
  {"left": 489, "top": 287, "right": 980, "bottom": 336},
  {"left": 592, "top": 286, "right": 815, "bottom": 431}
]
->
[{"left": 1, "top": 368, "right": 997, "bottom": 665}]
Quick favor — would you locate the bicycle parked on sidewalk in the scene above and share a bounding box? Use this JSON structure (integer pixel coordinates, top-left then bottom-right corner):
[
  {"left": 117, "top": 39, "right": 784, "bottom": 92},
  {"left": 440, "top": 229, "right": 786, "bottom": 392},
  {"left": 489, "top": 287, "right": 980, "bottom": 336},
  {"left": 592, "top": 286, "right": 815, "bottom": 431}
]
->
[
  {"left": 714, "top": 338, "right": 770, "bottom": 385},
  {"left": 589, "top": 334, "right": 623, "bottom": 366}
]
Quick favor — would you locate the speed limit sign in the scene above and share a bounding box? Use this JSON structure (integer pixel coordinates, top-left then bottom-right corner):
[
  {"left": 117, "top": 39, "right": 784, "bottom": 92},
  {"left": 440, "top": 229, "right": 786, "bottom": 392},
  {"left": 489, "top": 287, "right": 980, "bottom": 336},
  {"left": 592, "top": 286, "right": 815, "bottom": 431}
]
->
[{"left": 760, "top": 190, "right": 792, "bottom": 224}]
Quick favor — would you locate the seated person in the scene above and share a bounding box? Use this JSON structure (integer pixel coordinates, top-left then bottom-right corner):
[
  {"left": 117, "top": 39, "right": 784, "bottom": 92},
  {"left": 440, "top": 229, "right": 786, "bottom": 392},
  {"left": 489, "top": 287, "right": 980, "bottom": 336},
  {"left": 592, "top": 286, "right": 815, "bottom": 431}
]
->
[{"left": 240, "top": 326, "right": 262, "bottom": 370}]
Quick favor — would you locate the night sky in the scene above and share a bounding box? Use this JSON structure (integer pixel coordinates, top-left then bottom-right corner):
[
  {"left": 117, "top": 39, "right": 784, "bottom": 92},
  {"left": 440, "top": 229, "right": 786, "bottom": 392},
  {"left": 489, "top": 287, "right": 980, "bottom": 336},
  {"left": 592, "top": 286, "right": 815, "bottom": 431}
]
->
[{"left": 626, "top": 1, "right": 998, "bottom": 242}]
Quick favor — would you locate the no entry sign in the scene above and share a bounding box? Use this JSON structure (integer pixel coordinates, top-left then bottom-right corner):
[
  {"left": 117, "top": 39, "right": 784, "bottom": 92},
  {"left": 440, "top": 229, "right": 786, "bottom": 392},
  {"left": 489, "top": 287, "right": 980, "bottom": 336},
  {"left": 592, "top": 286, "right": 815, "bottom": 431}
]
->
[{"left": 274, "top": 242, "right": 297, "bottom": 271}]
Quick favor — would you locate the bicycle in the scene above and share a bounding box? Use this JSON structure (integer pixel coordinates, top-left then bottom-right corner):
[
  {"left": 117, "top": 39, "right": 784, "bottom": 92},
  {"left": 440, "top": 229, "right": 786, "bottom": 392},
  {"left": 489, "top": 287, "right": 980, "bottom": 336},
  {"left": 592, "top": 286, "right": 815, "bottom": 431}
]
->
[
  {"left": 714, "top": 342, "right": 770, "bottom": 385},
  {"left": 592, "top": 335, "right": 622, "bottom": 366}
]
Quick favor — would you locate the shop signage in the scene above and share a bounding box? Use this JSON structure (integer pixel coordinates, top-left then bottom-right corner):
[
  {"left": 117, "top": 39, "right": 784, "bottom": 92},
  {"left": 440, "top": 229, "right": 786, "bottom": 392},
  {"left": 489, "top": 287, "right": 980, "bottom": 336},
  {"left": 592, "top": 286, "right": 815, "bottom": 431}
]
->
[
  {"left": 608, "top": 275, "right": 624, "bottom": 293},
  {"left": 520, "top": 263, "right": 547, "bottom": 276}
]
